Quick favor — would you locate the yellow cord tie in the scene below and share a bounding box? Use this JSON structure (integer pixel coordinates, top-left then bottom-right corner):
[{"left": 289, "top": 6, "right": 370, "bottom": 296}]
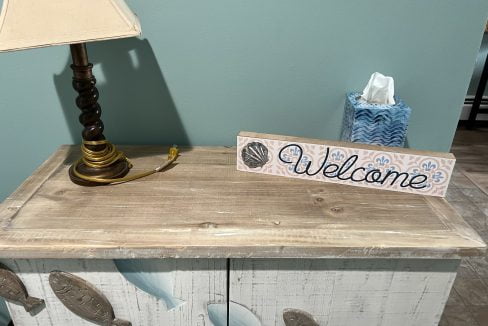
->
[{"left": 72, "top": 140, "right": 179, "bottom": 184}]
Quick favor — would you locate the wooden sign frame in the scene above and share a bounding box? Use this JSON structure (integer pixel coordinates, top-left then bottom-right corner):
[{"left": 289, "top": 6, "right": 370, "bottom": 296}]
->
[{"left": 237, "top": 132, "right": 456, "bottom": 197}]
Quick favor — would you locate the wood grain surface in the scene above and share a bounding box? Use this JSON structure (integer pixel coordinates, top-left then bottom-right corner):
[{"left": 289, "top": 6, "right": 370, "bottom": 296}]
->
[{"left": 0, "top": 145, "right": 484, "bottom": 259}]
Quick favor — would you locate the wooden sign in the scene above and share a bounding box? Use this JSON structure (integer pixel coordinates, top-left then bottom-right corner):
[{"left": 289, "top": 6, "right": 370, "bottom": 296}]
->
[{"left": 237, "top": 132, "right": 456, "bottom": 197}]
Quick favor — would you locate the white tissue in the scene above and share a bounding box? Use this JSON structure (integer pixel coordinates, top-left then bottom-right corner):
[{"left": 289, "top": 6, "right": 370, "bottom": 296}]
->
[{"left": 360, "top": 72, "right": 395, "bottom": 105}]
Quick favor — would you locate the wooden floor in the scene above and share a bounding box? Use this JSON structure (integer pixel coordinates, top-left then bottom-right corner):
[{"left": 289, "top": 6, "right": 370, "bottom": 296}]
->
[{"left": 441, "top": 127, "right": 488, "bottom": 326}]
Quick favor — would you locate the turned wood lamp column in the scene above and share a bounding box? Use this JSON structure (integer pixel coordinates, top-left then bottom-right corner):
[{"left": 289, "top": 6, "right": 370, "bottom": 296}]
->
[{"left": 68, "top": 44, "right": 130, "bottom": 186}]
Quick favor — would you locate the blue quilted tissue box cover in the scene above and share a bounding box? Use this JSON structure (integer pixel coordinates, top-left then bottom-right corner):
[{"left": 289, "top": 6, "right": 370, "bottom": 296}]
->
[{"left": 341, "top": 92, "right": 411, "bottom": 147}]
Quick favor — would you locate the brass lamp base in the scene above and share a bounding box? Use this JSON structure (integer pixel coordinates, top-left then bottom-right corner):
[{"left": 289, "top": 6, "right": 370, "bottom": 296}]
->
[{"left": 69, "top": 160, "right": 130, "bottom": 186}]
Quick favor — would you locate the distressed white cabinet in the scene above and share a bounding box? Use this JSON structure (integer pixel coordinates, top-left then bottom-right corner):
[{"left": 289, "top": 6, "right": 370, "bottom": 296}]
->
[
  {"left": 229, "top": 259, "right": 458, "bottom": 326},
  {"left": 0, "top": 146, "right": 484, "bottom": 326},
  {"left": 2, "top": 259, "right": 226, "bottom": 326}
]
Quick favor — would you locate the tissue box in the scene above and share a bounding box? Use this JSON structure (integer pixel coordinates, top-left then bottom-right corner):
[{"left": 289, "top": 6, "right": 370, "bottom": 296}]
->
[{"left": 341, "top": 92, "right": 411, "bottom": 147}]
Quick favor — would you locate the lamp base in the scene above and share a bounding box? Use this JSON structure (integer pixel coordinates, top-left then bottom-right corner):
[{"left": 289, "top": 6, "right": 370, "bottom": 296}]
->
[
  {"left": 69, "top": 159, "right": 131, "bottom": 186},
  {"left": 70, "top": 43, "right": 134, "bottom": 187}
]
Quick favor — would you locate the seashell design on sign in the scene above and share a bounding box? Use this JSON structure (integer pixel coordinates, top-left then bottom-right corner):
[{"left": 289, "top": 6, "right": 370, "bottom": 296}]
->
[
  {"left": 283, "top": 308, "right": 319, "bottom": 326},
  {"left": 0, "top": 263, "right": 44, "bottom": 313},
  {"left": 241, "top": 142, "right": 269, "bottom": 168},
  {"left": 49, "top": 271, "right": 131, "bottom": 326}
]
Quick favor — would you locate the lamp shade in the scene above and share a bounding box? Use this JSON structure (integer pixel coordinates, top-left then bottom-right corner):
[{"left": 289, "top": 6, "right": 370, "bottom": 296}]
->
[{"left": 0, "top": 0, "right": 141, "bottom": 52}]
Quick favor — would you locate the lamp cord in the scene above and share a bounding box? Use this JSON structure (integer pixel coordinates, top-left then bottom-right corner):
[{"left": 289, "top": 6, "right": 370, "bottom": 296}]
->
[{"left": 71, "top": 140, "right": 179, "bottom": 184}]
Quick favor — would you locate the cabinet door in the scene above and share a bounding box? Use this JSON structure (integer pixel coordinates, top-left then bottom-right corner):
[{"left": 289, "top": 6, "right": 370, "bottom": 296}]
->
[
  {"left": 229, "top": 259, "right": 458, "bottom": 326},
  {"left": 3, "top": 259, "right": 227, "bottom": 326}
]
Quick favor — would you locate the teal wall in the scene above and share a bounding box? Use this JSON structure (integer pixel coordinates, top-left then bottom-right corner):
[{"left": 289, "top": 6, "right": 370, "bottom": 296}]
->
[{"left": 0, "top": 1, "right": 487, "bottom": 203}]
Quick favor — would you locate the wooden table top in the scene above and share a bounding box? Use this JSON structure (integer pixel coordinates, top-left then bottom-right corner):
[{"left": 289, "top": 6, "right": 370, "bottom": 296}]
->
[{"left": 0, "top": 146, "right": 484, "bottom": 259}]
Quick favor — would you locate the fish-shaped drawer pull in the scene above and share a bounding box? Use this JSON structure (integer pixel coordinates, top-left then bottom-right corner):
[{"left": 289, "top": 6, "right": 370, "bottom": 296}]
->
[
  {"left": 0, "top": 263, "right": 44, "bottom": 312},
  {"left": 283, "top": 308, "right": 319, "bottom": 326},
  {"left": 49, "top": 271, "right": 131, "bottom": 326}
]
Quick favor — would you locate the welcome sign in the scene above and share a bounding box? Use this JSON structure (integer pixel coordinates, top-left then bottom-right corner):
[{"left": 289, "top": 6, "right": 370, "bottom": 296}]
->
[{"left": 237, "top": 132, "right": 456, "bottom": 197}]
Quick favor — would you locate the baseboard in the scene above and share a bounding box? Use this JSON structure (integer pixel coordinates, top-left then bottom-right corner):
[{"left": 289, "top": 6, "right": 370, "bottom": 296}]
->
[{"left": 460, "top": 103, "right": 488, "bottom": 121}]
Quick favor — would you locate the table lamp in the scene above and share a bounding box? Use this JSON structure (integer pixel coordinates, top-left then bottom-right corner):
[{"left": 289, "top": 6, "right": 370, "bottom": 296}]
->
[{"left": 0, "top": 0, "right": 178, "bottom": 186}]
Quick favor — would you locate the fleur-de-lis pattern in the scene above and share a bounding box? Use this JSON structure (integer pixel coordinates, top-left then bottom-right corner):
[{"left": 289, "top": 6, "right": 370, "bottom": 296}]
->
[
  {"left": 331, "top": 150, "right": 345, "bottom": 161},
  {"left": 406, "top": 158, "right": 449, "bottom": 193},
  {"left": 237, "top": 135, "right": 455, "bottom": 197}
]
